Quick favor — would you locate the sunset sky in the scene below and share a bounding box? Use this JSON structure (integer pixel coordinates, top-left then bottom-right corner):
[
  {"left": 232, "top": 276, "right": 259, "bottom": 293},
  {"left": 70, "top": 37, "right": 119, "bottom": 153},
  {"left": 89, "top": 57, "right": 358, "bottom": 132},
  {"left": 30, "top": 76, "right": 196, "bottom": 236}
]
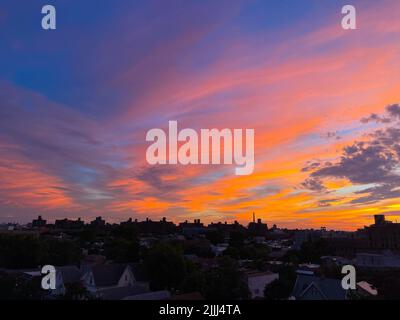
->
[{"left": 1, "top": 0, "right": 400, "bottom": 230}]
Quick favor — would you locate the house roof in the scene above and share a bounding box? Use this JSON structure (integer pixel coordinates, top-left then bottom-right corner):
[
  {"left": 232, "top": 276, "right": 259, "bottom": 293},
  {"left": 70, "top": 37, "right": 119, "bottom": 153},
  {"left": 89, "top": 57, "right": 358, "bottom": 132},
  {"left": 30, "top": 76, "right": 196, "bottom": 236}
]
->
[
  {"left": 2, "top": 268, "right": 41, "bottom": 277},
  {"left": 6, "top": 266, "right": 83, "bottom": 283},
  {"left": 357, "top": 281, "right": 378, "bottom": 296},
  {"left": 99, "top": 284, "right": 149, "bottom": 300},
  {"left": 23, "top": 270, "right": 42, "bottom": 277},
  {"left": 129, "top": 263, "right": 149, "bottom": 282},
  {"left": 169, "top": 292, "right": 204, "bottom": 300},
  {"left": 123, "top": 290, "right": 171, "bottom": 300},
  {"left": 92, "top": 263, "right": 128, "bottom": 287},
  {"left": 292, "top": 274, "right": 347, "bottom": 300},
  {"left": 245, "top": 270, "right": 276, "bottom": 278},
  {"left": 57, "top": 266, "right": 83, "bottom": 283}
]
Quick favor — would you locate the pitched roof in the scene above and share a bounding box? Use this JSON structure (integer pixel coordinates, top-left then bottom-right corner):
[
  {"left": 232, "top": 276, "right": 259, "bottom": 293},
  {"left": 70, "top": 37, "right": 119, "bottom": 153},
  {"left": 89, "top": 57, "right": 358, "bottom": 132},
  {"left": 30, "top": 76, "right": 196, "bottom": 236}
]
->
[
  {"left": 292, "top": 274, "right": 347, "bottom": 300},
  {"left": 11, "top": 266, "right": 83, "bottom": 283},
  {"left": 123, "top": 290, "right": 171, "bottom": 300},
  {"left": 99, "top": 284, "right": 149, "bottom": 300},
  {"left": 169, "top": 292, "right": 204, "bottom": 300},
  {"left": 92, "top": 263, "right": 128, "bottom": 287},
  {"left": 245, "top": 270, "right": 276, "bottom": 278},
  {"left": 129, "top": 263, "right": 149, "bottom": 282},
  {"left": 57, "top": 266, "right": 83, "bottom": 283},
  {"left": 357, "top": 281, "right": 378, "bottom": 296}
]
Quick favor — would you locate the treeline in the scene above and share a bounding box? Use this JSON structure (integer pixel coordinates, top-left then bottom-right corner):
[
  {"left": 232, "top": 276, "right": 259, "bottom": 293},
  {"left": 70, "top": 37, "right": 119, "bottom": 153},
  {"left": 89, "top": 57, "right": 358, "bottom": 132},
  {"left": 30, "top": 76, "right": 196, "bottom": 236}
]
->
[
  {"left": 0, "top": 234, "right": 82, "bottom": 269},
  {"left": 144, "top": 242, "right": 250, "bottom": 300}
]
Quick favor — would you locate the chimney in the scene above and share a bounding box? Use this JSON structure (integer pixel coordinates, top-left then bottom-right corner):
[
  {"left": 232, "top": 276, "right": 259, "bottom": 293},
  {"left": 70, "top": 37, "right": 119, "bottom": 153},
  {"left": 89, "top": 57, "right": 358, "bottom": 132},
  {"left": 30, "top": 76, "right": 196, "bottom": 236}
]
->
[{"left": 253, "top": 212, "right": 255, "bottom": 223}]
